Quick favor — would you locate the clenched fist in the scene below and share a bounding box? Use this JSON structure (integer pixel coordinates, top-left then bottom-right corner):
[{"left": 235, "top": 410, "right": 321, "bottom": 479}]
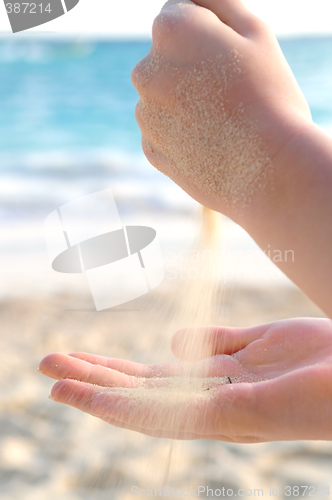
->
[{"left": 132, "top": 0, "right": 311, "bottom": 219}]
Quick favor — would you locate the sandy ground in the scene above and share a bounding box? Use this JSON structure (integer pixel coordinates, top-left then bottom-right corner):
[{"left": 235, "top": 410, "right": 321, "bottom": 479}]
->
[{"left": 0, "top": 283, "right": 331, "bottom": 500}]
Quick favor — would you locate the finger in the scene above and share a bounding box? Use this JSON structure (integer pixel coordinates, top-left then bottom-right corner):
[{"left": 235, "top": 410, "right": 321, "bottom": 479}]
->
[
  {"left": 189, "top": 0, "right": 263, "bottom": 38},
  {"left": 141, "top": 137, "right": 171, "bottom": 173},
  {"left": 91, "top": 393, "right": 216, "bottom": 439},
  {"left": 171, "top": 324, "right": 272, "bottom": 361},
  {"left": 39, "top": 353, "right": 140, "bottom": 387},
  {"left": 50, "top": 377, "right": 213, "bottom": 435},
  {"left": 51, "top": 377, "right": 263, "bottom": 442},
  {"left": 68, "top": 352, "right": 152, "bottom": 376},
  {"left": 90, "top": 386, "right": 215, "bottom": 436},
  {"left": 141, "top": 130, "right": 227, "bottom": 212},
  {"left": 153, "top": 1, "right": 237, "bottom": 66},
  {"left": 135, "top": 103, "right": 172, "bottom": 171},
  {"left": 50, "top": 379, "right": 233, "bottom": 440},
  {"left": 135, "top": 102, "right": 170, "bottom": 146},
  {"left": 50, "top": 379, "right": 176, "bottom": 436},
  {"left": 66, "top": 351, "right": 244, "bottom": 380},
  {"left": 66, "top": 349, "right": 252, "bottom": 382},
  {"left": 67, "top": 352, "right": 183, "bottom": 378},
  {"left": 131, "top": 52, "right": 171, "bottom": 99},
  {"left": 50, "top": 379, "right": 100, "bottom": 412},
  {"left": 90, "top": 379, "right": 262, "bottom": 441}
]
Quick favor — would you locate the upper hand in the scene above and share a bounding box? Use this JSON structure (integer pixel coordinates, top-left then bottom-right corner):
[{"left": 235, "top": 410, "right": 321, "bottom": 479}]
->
[{"left": 132, "top": 0, "right": 312, "bottom": 220}]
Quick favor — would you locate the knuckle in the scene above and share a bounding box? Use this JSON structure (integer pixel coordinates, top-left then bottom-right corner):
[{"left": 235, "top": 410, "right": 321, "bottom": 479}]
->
[
  {"left": 130, "top": 64, "right": 139, "bottom": 89},
  {"left": 130, "top": 63, "right": 141, "bottom": 90},
  {"left": 130, "top": 54, "right": 151, "bottom": 92},
  {"left": 246, "top": 14, "right": 272, "bottom": 38},
  {"left": 134, "top": 102, "right": 141, "bottom": 121},
  {"left": 152, "top": 8, "right": 191, "bottom": 48},
  {"left": 141, "top": 138, "right": 155, "bottom": 162},
  {"left": 134, "top": 103, "right": 145, "bottom": 129}
]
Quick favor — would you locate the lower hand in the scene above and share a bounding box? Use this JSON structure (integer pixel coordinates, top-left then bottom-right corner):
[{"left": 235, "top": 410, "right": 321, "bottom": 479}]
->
[{"left": 39, "top": 318, "right": 332, "bottom": 442}]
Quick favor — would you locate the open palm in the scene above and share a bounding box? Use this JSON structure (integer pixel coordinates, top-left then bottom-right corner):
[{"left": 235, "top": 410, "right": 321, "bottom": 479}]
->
[{"left": 39, "top": 318, "right": 332, "bottom": 442}]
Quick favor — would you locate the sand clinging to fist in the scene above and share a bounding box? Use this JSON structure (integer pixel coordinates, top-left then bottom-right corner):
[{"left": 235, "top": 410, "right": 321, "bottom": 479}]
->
[{"left": 137, "top": 1, "right": 272, "bottom": 209}]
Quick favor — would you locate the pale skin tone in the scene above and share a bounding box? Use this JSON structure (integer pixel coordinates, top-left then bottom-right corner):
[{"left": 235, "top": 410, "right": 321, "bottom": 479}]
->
[
  {"left": 40, "top": 0, "right": 332, "bottom": 441},
  {"left": 40, "top": 318, "right": 332, "bottom": 442},
  {"left": 132, "top": 0, "right": 332, "bottom": 318}
]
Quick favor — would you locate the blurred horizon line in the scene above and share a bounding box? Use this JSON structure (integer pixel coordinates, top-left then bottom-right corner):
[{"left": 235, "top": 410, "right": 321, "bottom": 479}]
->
[{"left": 0, "top": 31, "right": 332, "bottom": 42}]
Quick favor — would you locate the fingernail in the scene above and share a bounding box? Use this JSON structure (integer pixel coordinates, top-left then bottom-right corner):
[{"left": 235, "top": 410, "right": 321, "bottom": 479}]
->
[{"left": 48, "top": 394, "right": 55, "bottom": 401}]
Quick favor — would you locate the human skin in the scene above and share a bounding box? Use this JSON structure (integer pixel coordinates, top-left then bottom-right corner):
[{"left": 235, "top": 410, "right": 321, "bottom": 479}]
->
[
  {"left": 39, "top": 2, "right": 332, "bottom": 440},
  {"left": 39, "top": 318, "right": 332, "bottom": 442},
  {"left": 132, "top": 0, "right": 332, "bottom": 318}
]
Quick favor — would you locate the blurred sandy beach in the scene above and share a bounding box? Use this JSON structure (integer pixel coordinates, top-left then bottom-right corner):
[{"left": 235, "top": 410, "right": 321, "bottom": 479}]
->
[
  {"left": 0, "top": 282, "right": 329, "bottom": 500},
  {"left": 1, "top": 36, "right": 332, "bottom": 499}
]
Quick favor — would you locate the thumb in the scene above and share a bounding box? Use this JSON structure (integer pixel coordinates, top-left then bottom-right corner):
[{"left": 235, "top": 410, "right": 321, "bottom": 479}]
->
[{"left": 171, "top": 324, "right": 269, "bottom": 361}]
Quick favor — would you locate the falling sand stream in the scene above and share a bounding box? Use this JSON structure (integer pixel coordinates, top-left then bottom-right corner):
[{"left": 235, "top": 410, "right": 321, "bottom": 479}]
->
[{"left": 107, "top": 0, "right": 273, "bottom": 486}]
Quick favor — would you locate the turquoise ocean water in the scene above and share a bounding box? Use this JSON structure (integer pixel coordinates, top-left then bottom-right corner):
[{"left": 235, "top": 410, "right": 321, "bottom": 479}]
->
[{"left": 0, "top": 36, "right": 332, "bottom": 221}]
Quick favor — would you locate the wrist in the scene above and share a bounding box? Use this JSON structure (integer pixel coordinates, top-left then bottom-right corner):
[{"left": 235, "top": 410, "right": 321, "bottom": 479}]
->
[
  {"left": 234, "top": 111, "right": 316, "bottom": 228},
  {"left": 241, "top": 118, "right": 332, "bottom": 316},
  {"left": 244, "top": 118, "right": 332, "bottom": 231}
]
